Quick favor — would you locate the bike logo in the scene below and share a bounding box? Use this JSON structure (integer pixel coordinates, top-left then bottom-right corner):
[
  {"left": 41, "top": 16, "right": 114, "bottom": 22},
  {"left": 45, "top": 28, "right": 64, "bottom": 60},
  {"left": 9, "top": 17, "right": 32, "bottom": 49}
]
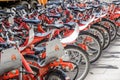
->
[
  {"left": 54, "top": 45, "right": 59, "bottom": 51},
  {"left": 11, "top": 54, "right": 17, "bottom": 61}
]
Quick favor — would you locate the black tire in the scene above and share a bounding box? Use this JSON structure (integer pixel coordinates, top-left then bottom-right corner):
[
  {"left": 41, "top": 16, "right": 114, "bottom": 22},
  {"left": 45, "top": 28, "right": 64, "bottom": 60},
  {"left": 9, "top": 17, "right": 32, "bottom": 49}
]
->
[
  {"left": 20, "top": 1, "right": 30, "bottom": 10},
  {"left": 30, "top": 0, "right": 38, "bottom": 9},
  {"left": 88, "top": 26, "right": 105, "bottom": 48},
  {"left": 46, "top": 71, "right": 67, "bottom": 80},
  {"left": 100, "top": 18, "right": 117, "bottom": 41},
  {"left": 116, "top": 17, "right": 120, "bottom": 36},
  {"left": 0, "top": 7, "right": 2, "bottom": 9},
  {"left": 36, "top": 43, "right": 90, "bottom": 80},
  {"left": 92, "top": 24, "right": 111, "bottom": 49},
  {"left": 64, "top": 45, "right": 90, "bottom": 80},
  {"left": 77, "top": 31, "right": 102, "bottom": 63},
  {"left": 25, "top": 56, "right": 68, "bottom": 80}
]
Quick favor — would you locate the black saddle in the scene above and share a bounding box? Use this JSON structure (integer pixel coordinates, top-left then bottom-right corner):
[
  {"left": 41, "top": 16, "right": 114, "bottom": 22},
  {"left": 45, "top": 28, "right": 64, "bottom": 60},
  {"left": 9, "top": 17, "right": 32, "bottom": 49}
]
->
[
  {"left": 0, "top": 43, "right": 10, "bottom": 51},
  {"left": 74, "top": 8, "right": 86, "bottom": 13},
  {"left": 86, "top": 7, "right": 93, "bottom": 10},
  {"left": 45, "top": 23, "right": 64, "bottom": 29},
  {"left": 64, "top": 22, "right": 76, "bottom": 28},
  {"left": 112, "top": 1, "right": 120, "bottom": 5},
  {"left": 0, "top": 10, "right": 13, "bottom": 15},
  {"left": 46, "top": 1, "right": 61, "bottom": 6},
  {"left": 33, "top": 47, "right": 46, "bottom": 55},
  {"left": 92, "top": 5, "right": 100, "bottom": 8},
  {"left": 47, "top": 14, "right": 61, "bottom": 19},
  {"left": 16, "top": 6, "right": 25, "bottom": 10},
  {"left": 23, "top": 18, "right": 41, "bottom": 24}
]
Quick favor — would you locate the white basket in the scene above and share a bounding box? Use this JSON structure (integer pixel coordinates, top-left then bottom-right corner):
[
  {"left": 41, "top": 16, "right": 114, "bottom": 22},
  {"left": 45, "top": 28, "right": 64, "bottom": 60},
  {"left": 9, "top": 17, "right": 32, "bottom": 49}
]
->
[
  {"left": 0, "top": 47, "right": 22, "bottom": 75},
  {"left": 39, "top": 39, "right": 64, "bottom": 66}
]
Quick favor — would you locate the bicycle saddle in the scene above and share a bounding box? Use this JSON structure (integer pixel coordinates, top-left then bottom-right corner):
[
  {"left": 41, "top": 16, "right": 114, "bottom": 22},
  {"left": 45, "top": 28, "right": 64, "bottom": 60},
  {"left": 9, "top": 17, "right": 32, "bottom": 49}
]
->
[
  {"left": 74, "top": 8, "right": 86, "bottom": 13},
  {"left": 16, "top": 6, "right": 25, "bottom": 10},
  {"left": 0, "top": 43, "right": 9, "bottom": 49},
  {"left": 92, "top": 5, "right": 100, "bottom": 8},
  {"left": 86, "top": 7, "right": 93, "bottom": 10},
  {"left": 86, "top": 2, "right": 93, "bottom": 4},
  {"left": 47, "top": 1, "right": 61, "bottom": 6},
  {"left": 45, "top": 23, "right": 64, "bottom": 29},
  {"left": 113, "top": 1, "right": 120, "bottom": 5},
  {"left": 37, "top": 4, "right": 42, "bottom": 7},
  {"left": 23, "top": 18, "right": 41, "bottom": 24},
  {"left": 67, "top": 6, "right": 78, "bottom": 10},
  {"left": 35, "top": 30, "right": 52, "bottom": 37},
  {"left": 47, "top": 14, "right": 61, "bottom": 19},
  {"left": 33, "top": 47, "right": 46, "bottom": 55},
  {"left": 64, "top": 22, "right": 76, "bottom": 28},
  {"left": 0, "top": 48, "right": 2, "bottom": 51},
  {"left": 0, "top": 10, "right": 13, "bottom": 15}
]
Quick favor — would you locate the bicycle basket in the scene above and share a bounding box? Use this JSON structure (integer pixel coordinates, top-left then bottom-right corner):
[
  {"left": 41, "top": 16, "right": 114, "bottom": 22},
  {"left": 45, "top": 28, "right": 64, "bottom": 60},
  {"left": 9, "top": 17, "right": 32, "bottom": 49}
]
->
[
  {"left": 0, "top": 47, "right": 22, "bottom": 75},
  {"left": 40, "top": 39, "right": 65, "bottom": 66}
]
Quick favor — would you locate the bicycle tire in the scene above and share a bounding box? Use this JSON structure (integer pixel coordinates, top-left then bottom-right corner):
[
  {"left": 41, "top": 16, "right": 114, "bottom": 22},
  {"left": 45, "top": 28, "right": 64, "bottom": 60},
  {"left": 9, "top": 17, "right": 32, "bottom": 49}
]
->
[
  {"left": 88, "top": 26, "right": 105, "bottom": 48},
  {"left": 115, "top": 17, "right": 120, "bottom": 36},
  {"left": 77, "top": 31, "right": 102, "bottom": 63},
  {"left": 64, "top": 45, "right": 90, "bottom": 80},
  {"left": 92, "top": 24, "right": 111, "bottom": 49},
  {"left": 100, "top": 18, "right": 117, "bottom": 41}
]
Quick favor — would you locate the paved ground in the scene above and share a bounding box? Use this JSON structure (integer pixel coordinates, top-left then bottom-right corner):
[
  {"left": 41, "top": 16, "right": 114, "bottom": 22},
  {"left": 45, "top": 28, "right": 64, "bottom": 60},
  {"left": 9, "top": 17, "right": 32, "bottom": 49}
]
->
[{"left": 85, "top": 36, "right": 120, "bottom": 80}]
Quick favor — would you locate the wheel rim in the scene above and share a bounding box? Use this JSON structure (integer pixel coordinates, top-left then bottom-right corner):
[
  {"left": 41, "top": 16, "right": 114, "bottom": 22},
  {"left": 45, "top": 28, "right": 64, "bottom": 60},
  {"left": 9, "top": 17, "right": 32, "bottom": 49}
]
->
[
  {"left": 93, "top": 25, "right": 110, "bottom": 49},
  {"left": 64, "top": 48, "right": 81, "bottom": 65},
  {"left": 89, "top": 28, "right": 105, "bottom": 47},
  {"left": 100, "top": 21, "right": 116, "bottom": 41},
  {"left": 117, "top": 27, "right": 120, "bottom": 36},
  {"left": 77, "top": 34, "right": 101, "bottom": 62},
  {"left": 116, "top": 18, "right": 120, "bottom": 36},
  {"left": 47, "top": 75, "right": 62, "bottom": 80},
  {"left": 64, "top": 46, "right": 89, "bottom": 80}
]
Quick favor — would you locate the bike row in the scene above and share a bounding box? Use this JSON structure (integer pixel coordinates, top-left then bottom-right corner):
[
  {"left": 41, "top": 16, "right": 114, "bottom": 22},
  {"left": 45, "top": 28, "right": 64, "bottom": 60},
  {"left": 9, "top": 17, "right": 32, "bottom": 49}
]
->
[{"left": 0, "top": 0, "right": 120, "bottom": 80}]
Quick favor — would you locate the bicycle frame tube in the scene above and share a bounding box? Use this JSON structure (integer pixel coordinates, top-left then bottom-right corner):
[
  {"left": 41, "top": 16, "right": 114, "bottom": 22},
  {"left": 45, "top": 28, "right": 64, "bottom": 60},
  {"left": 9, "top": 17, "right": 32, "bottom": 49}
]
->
[{"left": 20, "top": 53, "right": 35, "bottom": 79}]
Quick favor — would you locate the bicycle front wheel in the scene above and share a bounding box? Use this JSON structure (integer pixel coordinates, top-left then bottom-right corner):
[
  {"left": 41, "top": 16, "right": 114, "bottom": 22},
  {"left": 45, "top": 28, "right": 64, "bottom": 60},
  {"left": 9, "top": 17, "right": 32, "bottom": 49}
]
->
[{"left": 63, "top": 45, "right": 90, "bottom": 80}]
